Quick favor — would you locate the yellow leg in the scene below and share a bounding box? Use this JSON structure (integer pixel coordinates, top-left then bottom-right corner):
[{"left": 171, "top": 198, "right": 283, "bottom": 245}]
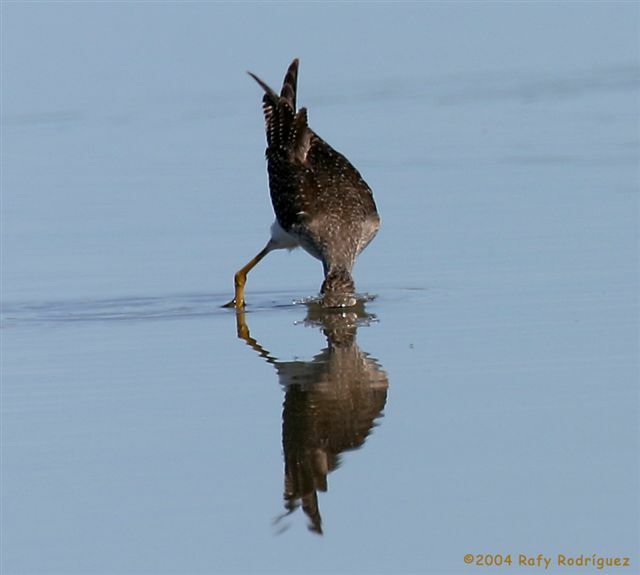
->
[{"left": 222, "top": 243, "right": 272, "bottom": 308}]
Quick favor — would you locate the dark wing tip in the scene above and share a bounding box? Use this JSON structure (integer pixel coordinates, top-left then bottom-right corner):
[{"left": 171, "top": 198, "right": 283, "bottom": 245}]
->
[
  {"left": 280, "top": 58, "right": 300, "bottom": 111},
  {"left": 247, "top": 71, "right": 278, "bottom": 102}
]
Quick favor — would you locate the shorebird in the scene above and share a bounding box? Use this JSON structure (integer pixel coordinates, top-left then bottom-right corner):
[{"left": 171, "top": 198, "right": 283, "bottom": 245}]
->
[{"left": 224, "top": 59, "right": 379, "bottom": 309}]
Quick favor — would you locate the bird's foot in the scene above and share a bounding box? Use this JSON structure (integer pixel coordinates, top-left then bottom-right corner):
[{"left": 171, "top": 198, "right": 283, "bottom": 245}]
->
[{"left": 221, "top": 298, "right": 245, "bottom": 309}]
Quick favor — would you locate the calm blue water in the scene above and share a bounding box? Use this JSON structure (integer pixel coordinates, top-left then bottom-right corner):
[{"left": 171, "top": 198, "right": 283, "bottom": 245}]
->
[{"left": 2, "top": 3, "right": 639, "bottom": 574}]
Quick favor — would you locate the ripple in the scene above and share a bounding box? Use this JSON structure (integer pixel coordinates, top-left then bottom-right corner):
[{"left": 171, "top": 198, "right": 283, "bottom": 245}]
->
[
  {"left": 1, "top": 293, "right": 224, "bottom": 328},
  {"left": 0, "top": 290, "right": 328, "bottom": 328}
]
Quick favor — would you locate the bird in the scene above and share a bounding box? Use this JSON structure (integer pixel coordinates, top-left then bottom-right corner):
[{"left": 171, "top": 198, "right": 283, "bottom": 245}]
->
[{"left": 224, "top": 58, "right": 380, "bottom": 309}]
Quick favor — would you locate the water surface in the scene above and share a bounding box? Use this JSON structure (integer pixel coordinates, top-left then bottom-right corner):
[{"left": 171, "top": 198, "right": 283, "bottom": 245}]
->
[{"left": 2, "top": 3, "right": 638, "bottom": 574}]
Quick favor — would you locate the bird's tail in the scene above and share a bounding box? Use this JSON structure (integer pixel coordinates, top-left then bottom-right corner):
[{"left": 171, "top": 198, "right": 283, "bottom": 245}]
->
[{"left": 248, "top": 59, "right": 310, "bottom": 160}]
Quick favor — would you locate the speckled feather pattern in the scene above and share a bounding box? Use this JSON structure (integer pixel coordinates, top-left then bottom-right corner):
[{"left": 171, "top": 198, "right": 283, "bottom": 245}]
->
[{"left": 250, "top": 59, "right": 379, "bottom": 299}]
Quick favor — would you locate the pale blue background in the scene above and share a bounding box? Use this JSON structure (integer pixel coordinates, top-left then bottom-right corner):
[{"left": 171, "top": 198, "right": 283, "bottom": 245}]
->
[{"left": 2, "top": 2, "right": 639, "bottom": 574}]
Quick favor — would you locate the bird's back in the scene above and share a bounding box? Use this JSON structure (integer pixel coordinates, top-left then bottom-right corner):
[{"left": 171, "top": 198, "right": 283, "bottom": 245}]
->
[{"left": 249, "top": 59, "right": 380, "bottom": 274}]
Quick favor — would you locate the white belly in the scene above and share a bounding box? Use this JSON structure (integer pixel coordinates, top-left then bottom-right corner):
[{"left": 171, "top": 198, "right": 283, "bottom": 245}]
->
[
  {"left": 269, "top": 219, "right": 325, "bottom": 263},
  {"left": 269, "top": 220, "right": 300, "bottom": 251}
]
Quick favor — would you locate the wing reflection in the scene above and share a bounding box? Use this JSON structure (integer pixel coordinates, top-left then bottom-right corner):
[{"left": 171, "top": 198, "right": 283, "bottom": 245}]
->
[{"left": 234, "top": 302, "right": 388, "bottom": 534}]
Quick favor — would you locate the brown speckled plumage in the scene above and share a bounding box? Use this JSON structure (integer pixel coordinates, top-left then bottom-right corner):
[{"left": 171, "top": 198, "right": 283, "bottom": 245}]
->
[{"left": 224, "top": 59, "right": 379, "bottom": 309}]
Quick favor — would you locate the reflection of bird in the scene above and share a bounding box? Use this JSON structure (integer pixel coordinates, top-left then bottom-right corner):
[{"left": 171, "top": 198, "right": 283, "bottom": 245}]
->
[
  {"left": 234, "top": 304, "right": 388, "bottom": 534},
  {"left": 224, "top": 59, "right": 380, "bottom": 309}
]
